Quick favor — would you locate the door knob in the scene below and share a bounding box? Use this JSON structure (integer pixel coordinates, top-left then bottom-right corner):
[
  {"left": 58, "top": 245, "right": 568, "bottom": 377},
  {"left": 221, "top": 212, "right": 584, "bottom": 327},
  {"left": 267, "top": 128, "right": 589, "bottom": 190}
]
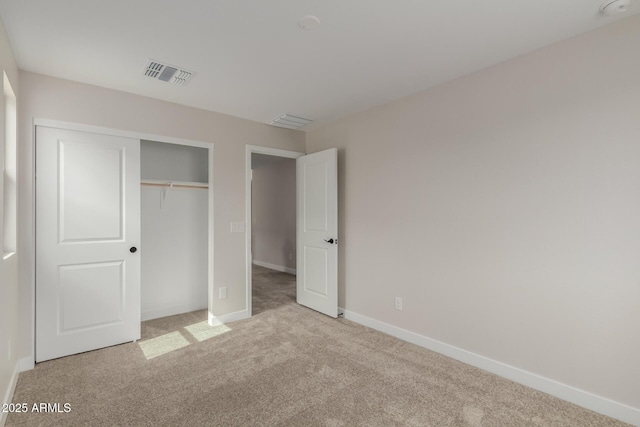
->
[
  {"left": 324, "top": 238, "right": 336, "bottom": 244},
  {"left": 130, "top": 247, "right": 137, "bottom": 253}
]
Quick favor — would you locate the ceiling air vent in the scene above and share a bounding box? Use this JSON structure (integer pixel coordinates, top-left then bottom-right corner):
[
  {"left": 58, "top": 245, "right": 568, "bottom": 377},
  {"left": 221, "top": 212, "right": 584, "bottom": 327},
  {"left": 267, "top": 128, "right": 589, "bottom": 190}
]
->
[
  {"left": 143, "top": 60, "right": 195, "bottom": 86},
  {"left": 267, "top": 113, "right": 312, "bottom": 130}
]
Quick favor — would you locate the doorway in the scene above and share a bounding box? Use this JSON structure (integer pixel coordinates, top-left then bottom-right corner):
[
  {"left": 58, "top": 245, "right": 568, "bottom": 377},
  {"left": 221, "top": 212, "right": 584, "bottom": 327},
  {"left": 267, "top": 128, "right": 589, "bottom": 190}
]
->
[
  {"left": 245, "top": 146, "right": 304, "bottom": 317},
  {"left": 250, "top": 153, "right": 297, "bottom": 314},
  {"left": 140, "top": 140, "right": 210, "bottom": 321}
]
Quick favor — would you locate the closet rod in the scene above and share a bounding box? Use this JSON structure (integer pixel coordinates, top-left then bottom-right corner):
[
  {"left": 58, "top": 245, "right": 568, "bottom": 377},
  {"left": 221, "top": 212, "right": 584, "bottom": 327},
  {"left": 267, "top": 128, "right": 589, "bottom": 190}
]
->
[{"left": 141, "top": 182, "right": 208, "bottom": 190}]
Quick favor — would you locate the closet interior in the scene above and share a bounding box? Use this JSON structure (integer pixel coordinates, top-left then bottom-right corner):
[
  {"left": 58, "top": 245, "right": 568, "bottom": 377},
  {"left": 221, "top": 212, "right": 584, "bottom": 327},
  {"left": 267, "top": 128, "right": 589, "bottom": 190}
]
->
[{"left": 140, "top": 140, "right": 209, "bottom": 321}]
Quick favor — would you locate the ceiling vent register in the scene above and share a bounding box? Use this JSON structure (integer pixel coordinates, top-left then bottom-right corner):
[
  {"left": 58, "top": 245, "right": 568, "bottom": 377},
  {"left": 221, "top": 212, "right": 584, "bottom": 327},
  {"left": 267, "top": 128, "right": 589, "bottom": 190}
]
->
[
  {"left": 143, "top": 60, "right": 195, "bottom": 86},
  {"left": 267, "top": 114, "right": 313, "bottom": 130}
]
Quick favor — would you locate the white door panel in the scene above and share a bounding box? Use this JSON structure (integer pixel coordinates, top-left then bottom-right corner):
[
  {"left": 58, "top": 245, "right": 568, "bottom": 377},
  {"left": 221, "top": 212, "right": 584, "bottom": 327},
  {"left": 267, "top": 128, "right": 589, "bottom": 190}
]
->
[
  {"left": 297, "top": 148, "right": 338, "bottom": 318},
  {"left": 59, "top": 140, "right": 125, "bottom": 241},
  {"left": 36, "top": 126, "right": 141, "bottom": 362}
]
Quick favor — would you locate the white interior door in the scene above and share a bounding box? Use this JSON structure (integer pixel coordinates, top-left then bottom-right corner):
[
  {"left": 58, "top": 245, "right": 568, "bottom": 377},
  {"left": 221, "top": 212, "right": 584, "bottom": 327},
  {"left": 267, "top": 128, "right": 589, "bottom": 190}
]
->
[
  {"left": 296, "top": 148, "right": 338, "bottom": 317},
  {"left": 36, "top": 126, "right": 141, "bottom": 362}
]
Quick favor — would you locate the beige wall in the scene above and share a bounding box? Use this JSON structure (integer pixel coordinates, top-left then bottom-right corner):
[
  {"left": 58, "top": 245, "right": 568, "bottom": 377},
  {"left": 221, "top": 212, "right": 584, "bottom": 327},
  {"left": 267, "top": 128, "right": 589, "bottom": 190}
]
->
[
  {"left": 306, "top": 14, "right": 640, "bottom": 410},
  {"left": 0, "top": 16, "right": 19, "bottom": 418},
  {"left": 17, "top": 72, "right": 305, "bottom": 359},
  {"left": 251, "top": 154, "right": 296, "bottom": 271}
]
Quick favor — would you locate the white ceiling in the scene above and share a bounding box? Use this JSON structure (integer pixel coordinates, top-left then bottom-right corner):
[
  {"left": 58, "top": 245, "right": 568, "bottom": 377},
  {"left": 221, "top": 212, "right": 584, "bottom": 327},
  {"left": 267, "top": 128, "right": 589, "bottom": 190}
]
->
[{"left": 0, "top": 1, "right": 637, "bottom": 129}]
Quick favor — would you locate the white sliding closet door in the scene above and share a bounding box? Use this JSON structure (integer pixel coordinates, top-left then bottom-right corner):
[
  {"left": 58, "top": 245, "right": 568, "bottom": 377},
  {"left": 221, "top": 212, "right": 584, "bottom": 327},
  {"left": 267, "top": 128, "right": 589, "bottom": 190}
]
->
[{"left": 36, "top": 126, "right": 141, "bottom": 362}]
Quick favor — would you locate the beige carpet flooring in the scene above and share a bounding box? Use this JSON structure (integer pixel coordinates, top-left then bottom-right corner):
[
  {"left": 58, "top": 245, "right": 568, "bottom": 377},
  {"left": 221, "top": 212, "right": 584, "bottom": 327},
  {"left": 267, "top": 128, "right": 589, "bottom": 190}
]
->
[{"left": 7, "top": 266, "right": 629, "bottom": 426}]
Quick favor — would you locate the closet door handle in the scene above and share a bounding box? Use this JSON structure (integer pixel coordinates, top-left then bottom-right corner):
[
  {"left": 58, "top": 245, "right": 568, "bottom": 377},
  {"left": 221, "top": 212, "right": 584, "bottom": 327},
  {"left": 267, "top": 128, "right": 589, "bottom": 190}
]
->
[{"left": 130, "top": 247, "right": 138, "bottom": 253}]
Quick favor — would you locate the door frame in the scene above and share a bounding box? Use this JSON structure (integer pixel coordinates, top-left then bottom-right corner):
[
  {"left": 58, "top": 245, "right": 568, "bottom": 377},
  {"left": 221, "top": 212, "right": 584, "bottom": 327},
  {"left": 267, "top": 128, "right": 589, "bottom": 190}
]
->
[
  {"left": 245, "top": 145, "right": 304, "bottom": 317},
  {"left": 31, "top": 118, "right": 215, "bottom": 359}
]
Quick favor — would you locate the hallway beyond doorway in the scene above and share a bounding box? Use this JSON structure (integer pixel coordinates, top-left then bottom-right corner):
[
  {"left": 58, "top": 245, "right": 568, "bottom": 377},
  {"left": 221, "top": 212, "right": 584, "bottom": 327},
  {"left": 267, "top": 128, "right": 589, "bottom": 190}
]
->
[{"left": 251, "top": 265, "right": 295, "bottom": 315}]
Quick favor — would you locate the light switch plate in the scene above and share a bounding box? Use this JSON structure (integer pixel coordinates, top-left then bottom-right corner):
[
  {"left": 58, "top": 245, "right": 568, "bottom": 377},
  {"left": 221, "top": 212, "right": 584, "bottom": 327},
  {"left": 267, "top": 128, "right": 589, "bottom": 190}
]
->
[{"left": 230, "top": 222, "right": 245, "bottom": 233}]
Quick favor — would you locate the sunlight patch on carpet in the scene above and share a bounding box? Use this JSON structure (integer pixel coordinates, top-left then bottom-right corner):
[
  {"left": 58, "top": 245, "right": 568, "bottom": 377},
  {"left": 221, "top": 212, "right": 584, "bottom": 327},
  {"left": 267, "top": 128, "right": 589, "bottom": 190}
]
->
[
  {"left": 138, "top": 331, "right": 190, "bottom": 360},
  {"left": 184, "top": 320, "right": 231, "bottom": 342}
]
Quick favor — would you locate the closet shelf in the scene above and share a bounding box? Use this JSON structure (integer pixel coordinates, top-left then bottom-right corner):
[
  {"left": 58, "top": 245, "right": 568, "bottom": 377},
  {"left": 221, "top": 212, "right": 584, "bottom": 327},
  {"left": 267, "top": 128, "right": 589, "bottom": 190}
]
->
[{"left": 141, "top": 179, "right": 208, "bottom": 189}]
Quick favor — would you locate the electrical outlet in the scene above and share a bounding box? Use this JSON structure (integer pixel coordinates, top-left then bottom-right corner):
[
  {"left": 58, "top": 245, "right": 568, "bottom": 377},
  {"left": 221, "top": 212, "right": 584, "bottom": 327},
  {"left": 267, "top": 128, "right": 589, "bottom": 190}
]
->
[
  {"left": 219, "top": 287, "right": 227, "bottom": 299},
  {"left": 394, "top": 297, "right": 403, "bottom": 311}
]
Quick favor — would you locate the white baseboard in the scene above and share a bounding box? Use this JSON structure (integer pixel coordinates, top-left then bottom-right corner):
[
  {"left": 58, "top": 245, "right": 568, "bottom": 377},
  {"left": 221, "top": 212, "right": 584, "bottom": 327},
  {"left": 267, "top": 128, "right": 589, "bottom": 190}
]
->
[
  {"left": 18, "top": 357, "right": 34, "bottom": 372},
  {"left": 208, "top": 309, "right": 249, "bottom": 326},
  {"left": 342, "top": 309, "right": 640, "bottom": 426},
  {"left": 252, "top": 260, "right": 296, "bottom": 275},
  {"left": 142, "top": 302, "right": 208, "bottom": 321},
  {"left": 1, "top": 361, "right": 20, "bottom": 427}
]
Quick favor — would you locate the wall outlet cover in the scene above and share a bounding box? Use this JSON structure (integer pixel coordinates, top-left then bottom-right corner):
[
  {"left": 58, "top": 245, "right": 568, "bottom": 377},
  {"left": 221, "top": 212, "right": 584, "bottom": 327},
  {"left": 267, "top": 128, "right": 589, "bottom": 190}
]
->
[{"left": 230, "top": 222, "right": 246, "bottom": 233}]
